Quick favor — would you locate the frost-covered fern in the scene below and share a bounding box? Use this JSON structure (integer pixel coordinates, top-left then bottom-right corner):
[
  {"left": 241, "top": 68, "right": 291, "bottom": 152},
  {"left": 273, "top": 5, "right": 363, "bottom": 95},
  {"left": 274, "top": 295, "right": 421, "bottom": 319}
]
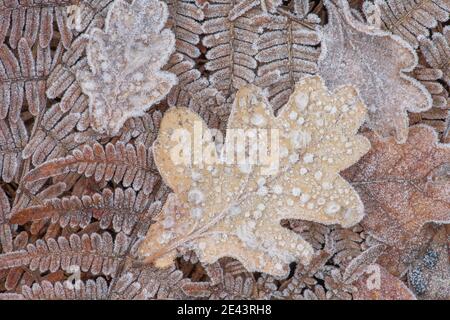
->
[
  {"left": 256, "top": 2, "right": 321, "bottom": 111},
  {"left": 364, "top": 0, "right": 450, "bottom": 47}
]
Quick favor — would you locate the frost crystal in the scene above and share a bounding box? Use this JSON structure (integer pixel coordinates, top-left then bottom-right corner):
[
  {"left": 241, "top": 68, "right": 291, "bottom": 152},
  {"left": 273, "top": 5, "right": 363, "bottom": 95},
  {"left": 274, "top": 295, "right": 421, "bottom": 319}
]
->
[
  {"left": 139, "top": 76, "right": 370, "bottom": 276},
  {"left": 77, "top": 0, "right": 177, "bottom": 135},
  {"left": 318, "top": 0, "right": 432, "bottom": 143}
]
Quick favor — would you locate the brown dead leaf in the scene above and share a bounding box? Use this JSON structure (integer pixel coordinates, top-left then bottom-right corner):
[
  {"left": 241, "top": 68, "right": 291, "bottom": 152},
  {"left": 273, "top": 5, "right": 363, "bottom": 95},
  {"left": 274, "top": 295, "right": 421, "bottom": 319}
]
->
[
  {"left": 139, "top": 76, "right": 370, "bottom": 276},
  {"left": 318, "top": 0, "right": 432, "bottom": 143},
  {"left": 376, "top": 223, "right": 438, "bottom": 277},
  {"left": 408, "top": 226, "right": 450, "bottom": 300},
  {"left": 353, "top": 264, "right": 416, "bottom": 300},
  {"left": 343, "top": 125, "right": 450, "bottom": 248}
]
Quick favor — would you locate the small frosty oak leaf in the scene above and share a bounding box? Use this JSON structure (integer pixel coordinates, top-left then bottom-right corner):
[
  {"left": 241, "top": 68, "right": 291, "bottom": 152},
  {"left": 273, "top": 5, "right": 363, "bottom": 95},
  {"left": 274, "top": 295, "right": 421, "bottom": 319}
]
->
[
  {"left": 77, "top": 0, "right": 177, "bottom": 135},
  {"left": 318, "top": 0, "right": 431, "bottom": 144},
  {"left": 138, "top": 76, "right": 370, "bottom": 276}
]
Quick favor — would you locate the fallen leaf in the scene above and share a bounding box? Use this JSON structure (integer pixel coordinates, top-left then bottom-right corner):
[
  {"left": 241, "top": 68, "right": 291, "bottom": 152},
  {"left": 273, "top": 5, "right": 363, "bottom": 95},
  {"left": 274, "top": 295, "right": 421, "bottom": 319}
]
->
[
  {"left": 353, "top": 264, "right": 416, "bottom": 300},
  {"left": 343, "top": 125, "right": 450, "bottom": 248},
  {"left": 77, "top": 0, "right": 177, "bottom": 135},
  {"left": 376, "top": 223, "right": 438, "bottom": 277},
  {"left": 408, "top": 225, "right": 450, "bottom": 300},
  {"left": 139, "top": 75, "right": 370, "bottom": 276},
  {"left": 318, "top": 0, "right": 431, "bottom": 143}
]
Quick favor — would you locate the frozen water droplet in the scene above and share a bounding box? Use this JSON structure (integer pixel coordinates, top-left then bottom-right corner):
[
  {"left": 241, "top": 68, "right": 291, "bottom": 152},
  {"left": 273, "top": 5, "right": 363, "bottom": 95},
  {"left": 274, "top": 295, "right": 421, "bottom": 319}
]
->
[
  {"left": 289, "top": 111, "right": 298, "bottom": 120},
  {"left": 191, "top": 171, "right": 202, "bottom": 182},
  {"left": 303, "top": 153, "right": 314, "bottom": 164},
  {"left": 325, "top": 202, "right": 341, "bottom": 215},
  {"left": 314, "top": 171, "right": 323, "bottom": 181},
  {"left": 280, "top": 147, "right": 289, "bottom": 158},
  {"left": 322, "top": 182, "right": 333, "bottom": 190},
  {"left": 257, "top": 186, "right": 268, "bottom": 196},
  {"left": 257, "top": 177, "right": 266, "bottom": 186},
  {"left": 229, "top": 205, "right": 241, "bottom": 216},
  {"left": 163, "top": 216, "right": 174, "bottom": 229},
  {"left": 239, "top": 163, "right": 252, "bottom": 173},
  {"left": 292, "top": 188, "right": 301, "bottom": 196},
  {"left": 188, "top": 189, "right": 204, "bottom": 205},
  {"left": 253, "top": 210, "right": 262, "bottom": 219},
  {"left": 300, "top": 193, "right": 311, "bottom": 204},
  {"left": 295, "top": 93, "right": 309, "bottom": 111},
  {"left": 289, "top": 154, "right": 299, "bottom": 164},
  {"left": 251, "top": 114, "right": 266, "bottom": 127},
  {"left": 272, "top": 185, "right": 283, "bottom": 195},
  {"left": 191, "top": 207, "right": 203, "bottom": 218}
]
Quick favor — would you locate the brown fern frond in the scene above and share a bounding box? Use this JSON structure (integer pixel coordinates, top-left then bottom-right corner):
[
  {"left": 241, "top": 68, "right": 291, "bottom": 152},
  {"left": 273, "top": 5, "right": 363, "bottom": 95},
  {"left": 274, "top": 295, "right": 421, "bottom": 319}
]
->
[
  {"left": 24, "top": 141, "right": 159, "bottom": 195},
  {"left": 46, "top": 37, "right": 88, "bottom": 100},
  {"left": 2, "top": 278, "right": 109, "bottom": 300},
  {"left": 256, "top": 11, "right": 321, "bottom": 111},
  {"left": 181, "top": 261, "right": 257, "bottom": 299},
  {"left": 419, "top": 27, "right": 450, "bottom": 86},
  {"left": 0, "top": 118, "right": 28, "bottom": 183},
  {"left": 371, "top": 0, "right": 450, "bottom": 48},
  {"left": 45, "top": 0, "right": 114, "bottom": 102},
  {"left": 202, "top": 1, "right": 262, "bottom": 106},
  {"left": 111, "top": 265, "right": 187, "bottom": 299},
  {"left": 0, "top": 0, "right": 75, "bottom": 49},
  {"left": 330, "top": 225, "right": 365, "bottom": 267},
  {"left": 11, "top": 187, "right": 161, "bottom": 234},
  {"left": 1, "top": 38, "right": 58, "bottom": 122},
  {"left": 22, "top": 104, "right": 81, "bottom": 166},
  {"left": 12, "top": 181, "right": 67, "bottom": 216},
  {"left": 0, "top": 232, "right": 129, "bottom": 276},
  {"left": 165, "top": 0, "right": 227, "bottom": 128},
  {"left": 167, "top": 0, "right": 204, "bottom": 59},
  {"left": 3, "top": 231, "right": 28, "bottom": 291},
  {"left": 413, "top": 66, "right": 448, "bottom": 109},
  {"left": 0, "top": 187, "right": 12, "bottom": 254},
  {"left": 288, "top": 219, "right": 331, "bottom": 250}
]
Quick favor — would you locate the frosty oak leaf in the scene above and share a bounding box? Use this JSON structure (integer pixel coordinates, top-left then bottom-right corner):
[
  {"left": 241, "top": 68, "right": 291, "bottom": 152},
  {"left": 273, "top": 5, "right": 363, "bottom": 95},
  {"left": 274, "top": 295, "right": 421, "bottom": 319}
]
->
[
  {"left": 318, "top": 0, "right": 432, "bottom": 144},
  {"left": 76, "top": 0, "right": 177, "bottom": 136},
  {"left": 138, "top": 76, "right": 371, "bottom": 276},
  {"left": 343, "top": 125, "right": 450, "bottom": 247}
]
